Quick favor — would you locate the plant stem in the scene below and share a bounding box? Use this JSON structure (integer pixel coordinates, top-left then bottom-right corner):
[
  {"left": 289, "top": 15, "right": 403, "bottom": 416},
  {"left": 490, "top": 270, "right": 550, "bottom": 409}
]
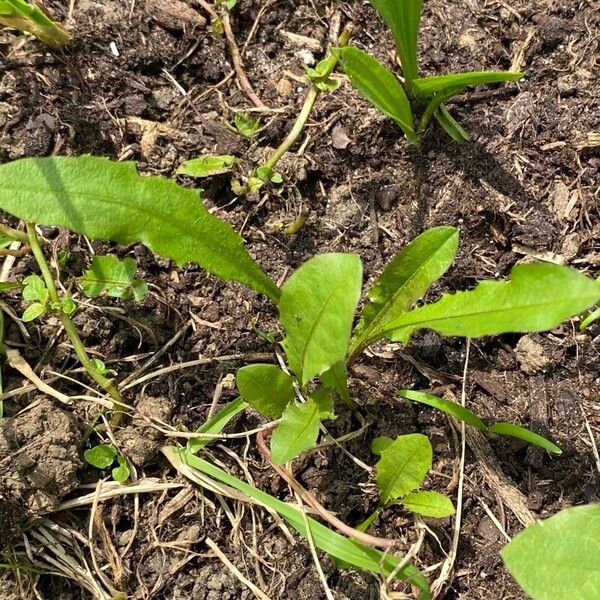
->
[
  {"left": 26, "top": 223, "right": 126, "bottom": 420},
  {"left": 0, "top": 223, "right": 29, "bottom": 243}
]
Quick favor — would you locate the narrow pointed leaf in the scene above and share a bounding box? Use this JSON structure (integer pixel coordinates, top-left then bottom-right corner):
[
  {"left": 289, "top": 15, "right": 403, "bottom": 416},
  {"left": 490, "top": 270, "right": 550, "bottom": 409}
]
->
[
  {"left": 413, "top": 71, "right": 524, "bottom": 98},
  {"left": 0, "top": 156, "right": 279, "bottom": 301},
  {"left": 236, "top": 364, "right": 295, "bottom": 419},
  {"left": 501, "top": 504, "right": 600, "bottom": 600},
  {"left": 383, "top": 263, "right": 600, "bottom": 344},
  {"left": 280, "top": 253, "right": 362, "bottom": 386},
  {"left": 376, "top": 433, "right": 432, "bottom": 503},
  {"left": 581, "top": 306, "right": 600, "bottom": 329},
  {"left": 368, "top": 0, "right": 422, "bottom": 82},
  {"left": 351, "top": 226, "right": 458, "bottom": 354},
  {"left": 270, "top": 399, "right": 321, "bottom": 464},
  {"left": 488, "top": 422, "right": 562, "bottom": 455},
  {"left": 435, "top": 105, "right": 470, "bottom": 142},
  {"left": 399, "top": 389, "right": 487, "bottom": 430},
  {"left": 335, "top": 47, "right": 416, "bottom": 143},
  {"left": 177, "top": 449, "right": 431, "bottom": 598},
  {"left": 401, "top": 491, "right": 455, "bottom": 518}
]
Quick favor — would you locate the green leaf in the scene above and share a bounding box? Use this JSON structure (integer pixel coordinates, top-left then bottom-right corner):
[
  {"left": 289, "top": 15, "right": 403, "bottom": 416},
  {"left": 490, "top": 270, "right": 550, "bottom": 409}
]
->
[
  {"left": 501, "top": 504, "right": 600, "bottom": 600},
  {"left": 81, "top": 255, "right": 147, "bottom": 301},
  {"left": 413, "top": 71, "right": 524, "bottom": 98},
  {"left": 0, "top": 157, "right": 279, "bottom": 302},
  {"left": 280, "top": 253, "right": 362, "bottom": 386},
  {"left": 581, "top": 306, "right": 600, "bottom": 329},
  {"left": 111, "top": 455, "right": 130, "bottom": 482},
  {"left": 368, "top": 0, "right": 422, "bottom": 83},
  {"left": 376, "top": 433, "right": 432, "bottom": 503},
  {"left": 187, "top": 397, "right": 248, "bottom": 454},
  {"left": 21, "top": 302, "right": 45, "bottom": 322},
  {"left": 84, "top": 444, "right": 117, "bottom": 469},
  {"left": 0, "top": 281, "right": 20, "bottom": 292},
  {"left": 488, "top": 422, "right": 562, "bottom": 455},
  {"left": 399, "top": 389, "right": 487, "bottom": 431},
  {"left": 236, "top": 364, "right": 295, "bottom": 419},
  {"left": 320, "top": 361, "right": 350, "bottom": 405},
  {"left": 435, "top": 105, "right": 470, "bottom": 142},
  {"left": 270, "top": 399, "right": 321, "bottom": 465},
  {"left": 311, "top": 386, "right": 336, "bottom": 420},
  {"left": 383, "top": 263, "right": 600, "bottom": 344},
  {"left": 234, "top": 112, "right": 260, "bottom": 138},
  {"left": 256, "top": 166, "right": 283, "bottom": 184},
  {"left": 335, "top": 47, "right": 416, "bottom": 143},
  {"left": 61, "top": 296, "right": 77, "bottom": 315},
  {"left": 351, "top": 226, "right": 459, "bottom": 355},
  {"left": 371, "top": 436, "right": 394, "bottom": 455},
  {"left": 401, "top": 490, "right": 455, "bottom": 518},
  {"left": 175, "top": 449, "right": 431, "bottom": 598},
  {"left": 0, "top": 0, "right": 71, "bottom": 49},
  {"left": 176, "top": 155, "right": 238, "bottom": 178},
  {"left": 22, "top": 274, "right": 48, "bottom": 304}
]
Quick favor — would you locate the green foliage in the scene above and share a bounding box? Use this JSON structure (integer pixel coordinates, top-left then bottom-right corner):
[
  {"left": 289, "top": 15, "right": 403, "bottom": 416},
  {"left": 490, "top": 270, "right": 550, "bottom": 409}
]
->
[
  {"left": 81, "top": 255, "right": 148, "bottom": 302},
  {"left": 236, "top": 364, "right": 295, "bottom": 418},
  {"left": 21, "top": 274, "right": 75, "bottom": 321},
  {"left": 306, "top": 57, "right": 341, "bottom": 92},
  {"left": 0, "top": 156, "right": 279, "bottom": 302},
  {"left": 400, "top": 390, "right": 562, "bottom": 454},
  {"left": 279, "top": 253, "right": 362, "bottom": 386},
  {"left": 374, "top": 434, "right": 454, "bottom": 517},
  {"left": 84, "top": 444, "right": 130, "bottom": 482},
  {"left": 382, "top": 263, "right": 600, "bottom": 344},
  {"left": 581, "top": 306, "right": 600, "bottom": 329},
  {"left": 176, "top": 155, "right": 238, "bottom": 178},
  {"left": 176, "top": 449, "right": 431, "bottom": 598},
  {"left": 336, "top": 0, "right": 523, "bottom": 145},
  {"left": 501, "top": 504, "right": 600, "bottom": 600},
  {"left": 0, "top": 0, "right": 71, "bottom": 49},
  {"left": 233, "top": 112, "right": 260, "bottom": 138}
]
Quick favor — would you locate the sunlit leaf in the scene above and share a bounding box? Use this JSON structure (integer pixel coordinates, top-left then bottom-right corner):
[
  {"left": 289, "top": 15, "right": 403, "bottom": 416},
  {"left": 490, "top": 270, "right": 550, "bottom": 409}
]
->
[
  {"left": 401, "top": 490, "right": 455, "bottom": 518},
  {"left": 236, "top": 364, "right": 295, "bottom": 419},
  {"left": 270, "top": 399, "right": 321, "bottom": 464},
  {"left": 488, "top": 422, "right": 562, "bottom": 455},
  {"left": 84, "top": 444, "right": 117, "bottom": 469},
  {"left": 413, "top": 71, "right": 524, "bottom": 98},
  {"left": 176, "top": 155, "right": 238, "bottom": 178},
  {"left": 81, "top": 255, "right": 147, "bottom": 301}
]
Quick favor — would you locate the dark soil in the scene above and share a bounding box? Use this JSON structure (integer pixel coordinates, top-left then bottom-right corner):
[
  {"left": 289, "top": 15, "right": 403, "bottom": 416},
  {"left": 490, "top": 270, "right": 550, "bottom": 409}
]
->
[{"left": 0, "top": 0, "right": 599, "bottom": 598}]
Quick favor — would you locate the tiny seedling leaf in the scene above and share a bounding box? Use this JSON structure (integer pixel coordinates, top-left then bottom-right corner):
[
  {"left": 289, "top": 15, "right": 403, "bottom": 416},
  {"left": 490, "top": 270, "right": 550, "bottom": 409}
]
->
[
  {"left": 399, "top": 389, "right": 487, "bottom": 430},
  {"left": 270, "top": 399, "right": 321, "bottom": 465},
  {"left": 176, "top": 155, "right": 238, "bottom": 178},
  {"left": 413, "top": 71, "right": 524, "bottom": 98},
  {"left": 22, "top": 274, "right": 48, "bottom": 304},
  {"left": 234, "top": 112, "right": 260, "bottom": 137},
  {"left": 21, "top": 302, "right": 45, "bottom": 322},
  {"left": 236, "top": 364, "right": 295, "bottom": 419},
  {"left": 368, "top": 0, "right": 422, "bottom": 83},
  {"left": 488, "top": 422, "right": 562, "bottom": 455},
  {"left": 383, "top": 263, "right": 600, "bottom": 344},
  {"left": 352, "top": 226, "right": 459, "bottom": 353},
  {"left": 280, "top": 253, "right": 362, "bottom": 386},
  {"left": 0, "top": 156, "right": 279, "bottom": 302},
  {"left": 335, "top": 46, "right": 416, "bottom": 143},
  {"left": 376, "top": 433, "right": 432, "bottom": 503},
  {"left": 111, "top": 455, "right": 130, "bottom": 482},
  {"left": 401, "top": 490, "right": 455, "bottom": 518},
  {"left": 501, "top": 504, "right": 600, "bottom": 600},
  {"left": 81, "top": 255, "right": 148, "bottom": 301},
  {"left": 84, "top": 444, "right": 117, "bottom": 469}
]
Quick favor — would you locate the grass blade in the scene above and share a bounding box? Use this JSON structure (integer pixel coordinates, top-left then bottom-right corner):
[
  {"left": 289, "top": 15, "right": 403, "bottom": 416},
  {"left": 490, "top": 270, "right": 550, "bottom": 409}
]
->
[
  {"left": 487, "top": 423, "right": 562, "bottom": 455},
  {"left": 435, "top": 105, "right": 470, "bottom": 142},
  {"left": 413, "top": 71, "right": 524, "bottom": 97}
]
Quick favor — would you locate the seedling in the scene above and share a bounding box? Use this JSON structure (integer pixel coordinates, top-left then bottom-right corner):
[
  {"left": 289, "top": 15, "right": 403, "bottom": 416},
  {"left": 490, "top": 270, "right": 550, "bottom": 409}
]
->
[
  {"left": 335, "top": 0, "right": 523, "bottom": 145},
  {"left": 0, "top": 0, "right": 71, "bottom": 49},
  {"left": 84, "top": 444, "right": 130, "bottom": 482}
]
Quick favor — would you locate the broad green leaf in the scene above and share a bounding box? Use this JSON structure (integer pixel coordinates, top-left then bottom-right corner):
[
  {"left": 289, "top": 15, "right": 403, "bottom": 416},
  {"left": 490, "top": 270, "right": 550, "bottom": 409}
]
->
[
  {"left": 371, "top": 436, "right": 394, "bottom": 455},
  {"left": 270, "top": 399, "right": 321, "bottom": 464},
  {"left": 581, "top": 306, "right": 600, "bottom": 329},
  {"left": 176, "top": 449, "right": 431, "bottom": 598},
  {"left": 0, "top": 0, "right": 71, "bottom": 49},
  {"left": 21, "top": 302, "right": 45, "bottom": 322},
  {"left": 435, "top": 105, "right": 470, "bottom": 142},
  {"left": 280, "top": 253, "right": 362, "bottom": 386},
  {"left": 413, "top": 71, "right": 524, "bottom": 98},
  {"left": 320, "top": 361, "right": 350, "bottom": 405},
  {"left": 335, "top": 47, "right": 416, "bottom": 143},
  {"left": 111, "top": 455, "right": 130, "bottom": 482},
  {"left": 84, "top": 444, "right": 117, "bottom": 469},
  {"left": 383, "top": 263, "right": 600, "bottom": 344},
  {"left": 176, "top": 155, "right": 238, "bottom": 178},
  {"left": 488, "top": 422, "right": 562, "bottom": 455},
  {"left": 236, "top": 364, "right": 295, "bottom": 419},
  {"left": 22, "top": 274, "right": 48, "bottom": 304},
  {"left": 368, "top": 0, "right": 422, "bottom": 83},
  {"left": 501, "top": 504, "right": 600, "bottom": 600},
  {"left": 401, "top": 490, "right": 455, "bottom": 518},
  {"left": 81, "top": 255, "right": 147, "bottom": 301},
  {"left": 187, "top": 397, "right": 248, "bottom": 454},
  {"left": 399, "top": 389, "right": 487, "bottom": 431},
  {"left": 351, "top": 226, "right": 459, "bottom": 355},
  {"left": 0, "top": 157, "right": 279, "bottom": 302},
  {"left": 376, "top": 433, "right": 432, "bottom": 503}
]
